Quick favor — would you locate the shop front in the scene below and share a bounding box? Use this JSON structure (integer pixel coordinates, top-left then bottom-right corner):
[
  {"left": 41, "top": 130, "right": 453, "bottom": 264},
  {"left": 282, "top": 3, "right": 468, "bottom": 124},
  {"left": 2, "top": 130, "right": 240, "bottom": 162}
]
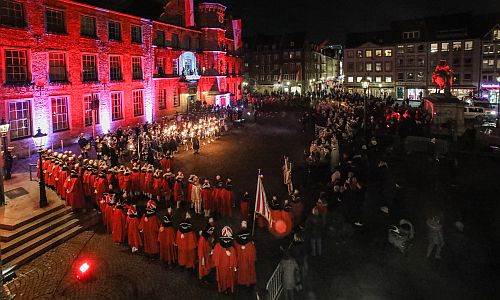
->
[
  {"left": 480, "top": 83, "right": 500, "bottom": 104},
  {"left": 396, "top": 85, "right": 426, "bottom": 101}
]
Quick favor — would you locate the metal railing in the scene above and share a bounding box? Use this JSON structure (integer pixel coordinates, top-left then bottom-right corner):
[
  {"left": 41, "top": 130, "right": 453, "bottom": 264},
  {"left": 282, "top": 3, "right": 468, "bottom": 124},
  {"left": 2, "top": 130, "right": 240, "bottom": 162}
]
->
[{"left": 266, "top": 263, "right": 283, "bottom": 300}]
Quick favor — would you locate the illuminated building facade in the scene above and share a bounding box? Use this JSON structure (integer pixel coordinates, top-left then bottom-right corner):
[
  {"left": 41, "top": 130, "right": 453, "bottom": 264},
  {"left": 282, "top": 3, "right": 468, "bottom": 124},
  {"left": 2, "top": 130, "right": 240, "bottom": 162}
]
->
[
  {"left": 0, "top": 0, "right": 243, "bottom": 152},
  {"left": 480, "top": 25, "right": 500, "bottom": 103},
  {"left": 243, "top": 32, "right": 341, "bottom": 95},
  {"left": 344, "top": 13, "right": 500, "bottom": 101}
]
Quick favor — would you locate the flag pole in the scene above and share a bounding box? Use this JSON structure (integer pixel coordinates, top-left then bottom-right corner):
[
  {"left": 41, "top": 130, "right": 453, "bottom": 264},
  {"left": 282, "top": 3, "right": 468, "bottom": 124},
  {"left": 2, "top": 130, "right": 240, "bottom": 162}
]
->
[{"left": 252, "top": 169, "right": 261, "bottom": 237}]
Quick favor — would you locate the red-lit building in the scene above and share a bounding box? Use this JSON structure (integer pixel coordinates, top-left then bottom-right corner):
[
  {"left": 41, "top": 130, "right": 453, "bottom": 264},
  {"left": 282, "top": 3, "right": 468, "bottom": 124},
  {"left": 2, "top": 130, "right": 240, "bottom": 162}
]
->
[{"left": 0, "top": 0, "right": 243, "bottom": 153}]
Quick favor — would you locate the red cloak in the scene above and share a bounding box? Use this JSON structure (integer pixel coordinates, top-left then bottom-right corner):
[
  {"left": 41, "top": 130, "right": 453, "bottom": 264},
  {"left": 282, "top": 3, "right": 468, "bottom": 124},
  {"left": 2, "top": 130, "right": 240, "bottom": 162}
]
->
[
  {"left": 201, "top": 187, "right": 213, "bottom": 211},
  {"left": 213, "top": 243, "right": 238, "bottom": 293},
  {"left": 158, "top": 226, "right": 177, "bottom": 264},
  {"left": 173, "top": 180, "right": 184, "bottom": 202},
  {"left": 198, "top": 234, "right": 213, "bottom": 279},
  {"left": 176, "top": 230, "right": 197, "bottom": 268},
  {"left": 235, "top": 242, "right": 257, "bottom": 286},
  {"left": 139, "top": 214, "right": 160, "bottom": 255},
  {"left": 127, "top": 216, "right": 143, "bottom": 249},
  {"left": 66, "top": 177, "right": 85, "bottom": 209},
  {"left": 112, "top": 208, "right": 127, "bottom": 243}
]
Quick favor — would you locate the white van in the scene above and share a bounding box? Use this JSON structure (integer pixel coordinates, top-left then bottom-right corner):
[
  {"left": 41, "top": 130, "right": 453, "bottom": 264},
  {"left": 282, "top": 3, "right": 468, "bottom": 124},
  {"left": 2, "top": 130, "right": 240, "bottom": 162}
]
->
[{"left": 464, "top": 106, "right": 495, "bottom": 121}]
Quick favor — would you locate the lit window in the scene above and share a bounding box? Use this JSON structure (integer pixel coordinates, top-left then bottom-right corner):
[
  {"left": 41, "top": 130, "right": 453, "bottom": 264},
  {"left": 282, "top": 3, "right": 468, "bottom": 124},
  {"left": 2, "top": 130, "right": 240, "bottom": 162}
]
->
[
  {"left": 45, "top": 8, "right": 65, "bottom": 34},
  {"left": 384, "top": 49, "right": 392, "bottom": 57},
  {"left": 51, "top": 96, "right": 69, "bottom": 132},
  {"left": 49, "top": 52, "right": 67, "bottom": 82},
  {"left": 82, "top": 54, "right": 97, "bottom": 82},
  {"left": 365, "top": 63, "right": 372, "bottom": 72},
  {"left": 407, "top": 45, "right": 414, "bottom": 53},
  {"left": 441, "top": 43, "right": 449, "bottom": 52},
  {"left": 0, "top": 0, "right": 25, "bottom": 28},
  {"left": 365, "top": 50, "right": 372, "bottom": 57},
  {"left": 133, "top": 90, "right": 144, "bottom": 116},
  {"left": 375, "top": 77, "right": 382, "bottom": 83},
  {"left": 430, "top": 43, "right": 438, "bottom": 53},
  {"left": 109, "top": 56, "right": 122, "bottom": 81},
  {"left": 108, "top": 21, "right": 122, "bottom": 41},
  {"left": 347, "top": 76, "right": 354, "bottom": 83},
  {"left": 131, "top": 25, "right": 142, "bottom": 44},
  {"left": 8, "top": 100, "right": 31, "bottom": 139},
  {"left": 356, "top": 76, "right": 362, "bottom": 83},
  {"left": 84, "top": 94, "right": 99, "bottom": 127},
  {"left": 385, "top": 76, "right": 392, "bottom": 83},
  {"left": 80, "top": 15, "right": 96, "bottom": 38},
  {"left": 397, "top": 45, "right": 404, "bottom": 54},
  {"left": 356, "top": 50, "right": 363, "bottom": 58},
  {"left": 375, "top": 62, "right": 382, "bottom": 72},
  {"left": 375, "top": 49, "right": 382, "bottom": 57},
  {"left": 407, "top": 72, "right": 414, "bottom": 80},
  {"left": 417, "top": 72, "right": 424, "bottom": 80},
  {"left": 464, "top": 41, "right": 473, "bottom": 51},
  {"left": 493, "top": 29, "right": 500, "bottom": 41},
  {"left": 132, "top": 57, "right": 143, "bottom": 80},
  {"left": 452, "top": 41, "right": 462, "bottom": 51},
  {"left": 158, "top": 89, "right": 167, "bottom": 110},
  {"left": 483, "top": 44, "right": 494, "bottom": 54},
  {"left": 5, "top": 49, "right": 28, "bottom": 83},
  {"left": 111, "top": 92, "right": 123, "bottom": 120}
]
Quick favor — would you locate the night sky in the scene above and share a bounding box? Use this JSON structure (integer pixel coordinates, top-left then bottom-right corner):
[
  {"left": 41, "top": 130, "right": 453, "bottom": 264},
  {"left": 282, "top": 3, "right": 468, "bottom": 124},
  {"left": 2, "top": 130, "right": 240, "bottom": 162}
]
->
[{"left": 222, "top": 0, "right": 498, "bottom": 42}]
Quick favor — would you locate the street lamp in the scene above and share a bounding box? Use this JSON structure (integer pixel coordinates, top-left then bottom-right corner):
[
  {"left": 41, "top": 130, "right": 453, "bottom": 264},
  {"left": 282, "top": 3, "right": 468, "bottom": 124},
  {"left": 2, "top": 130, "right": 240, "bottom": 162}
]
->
[
  {"left": 0, "top": 118, "right": 8, "bottom": 206},
  {"left": 361, "top": 78, "right": 370, "bottom": 136},
  {"left": 32, "top": 128, "right": 48, "bottom": 208},
  {"left": 496, "top": 75, "right": 500, "bottom": 127}
]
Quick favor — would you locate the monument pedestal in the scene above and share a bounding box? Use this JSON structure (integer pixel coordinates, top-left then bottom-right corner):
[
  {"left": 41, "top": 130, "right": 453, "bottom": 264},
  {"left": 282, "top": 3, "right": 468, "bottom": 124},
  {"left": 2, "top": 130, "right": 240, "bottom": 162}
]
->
[{"left": 422, "top": 93, "right": 465, "bottom": 137}]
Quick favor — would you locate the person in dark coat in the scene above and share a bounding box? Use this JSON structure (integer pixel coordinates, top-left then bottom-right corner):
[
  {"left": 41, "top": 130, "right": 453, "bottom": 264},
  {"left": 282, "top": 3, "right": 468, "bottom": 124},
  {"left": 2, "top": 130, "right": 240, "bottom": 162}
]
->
[
  {"left": 192, "top": 136, "right": 200, "bottom": 154},
  {"left": 305, "top": 208, "right": 323, "bottom": 257}
]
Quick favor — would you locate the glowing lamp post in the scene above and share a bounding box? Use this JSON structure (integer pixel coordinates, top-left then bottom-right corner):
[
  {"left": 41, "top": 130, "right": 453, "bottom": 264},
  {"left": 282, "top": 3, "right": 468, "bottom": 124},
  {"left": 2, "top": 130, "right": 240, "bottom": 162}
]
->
[
  {"left": 361, "top": 78, "right": 370, "bottom": 136},
  {"left": 33, "top": 128, "right": 48, "bottom": 208},
  {"left": 496, "top": 75, "right": 500, "bottom": 127},
  {"left": 0, "top": 119, "right": 9, "bottom": 206}
]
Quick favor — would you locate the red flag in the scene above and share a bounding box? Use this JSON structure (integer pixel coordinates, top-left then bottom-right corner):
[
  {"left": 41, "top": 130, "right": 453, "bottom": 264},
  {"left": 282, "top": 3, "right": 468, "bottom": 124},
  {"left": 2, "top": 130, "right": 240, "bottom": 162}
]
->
[
  {"left": 185, "top": 0, "right": 195, "bottom": 27},
  {"left": 254, "top": 173, "right": 272, "bottom": 225}
]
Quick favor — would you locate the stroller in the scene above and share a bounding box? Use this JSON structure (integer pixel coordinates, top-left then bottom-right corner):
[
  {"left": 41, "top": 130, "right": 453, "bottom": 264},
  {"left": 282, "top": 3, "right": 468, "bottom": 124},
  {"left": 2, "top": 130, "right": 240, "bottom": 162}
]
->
[{"left": 388, "top": 219, "right": 414, "bottom": 255}]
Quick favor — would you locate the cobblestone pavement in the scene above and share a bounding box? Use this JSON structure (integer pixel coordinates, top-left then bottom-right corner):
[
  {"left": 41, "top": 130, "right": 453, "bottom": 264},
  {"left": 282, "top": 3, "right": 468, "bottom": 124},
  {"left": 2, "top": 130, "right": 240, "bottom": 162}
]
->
[{"left": 5, "top": 112, "right": 310, "bottom": 300}]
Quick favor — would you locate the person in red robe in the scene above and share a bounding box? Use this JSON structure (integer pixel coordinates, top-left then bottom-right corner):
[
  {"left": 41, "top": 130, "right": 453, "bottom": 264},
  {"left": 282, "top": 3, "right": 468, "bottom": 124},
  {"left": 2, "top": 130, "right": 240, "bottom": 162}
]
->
[
  {"left": 105, "top": 190, "right": 116, "bottom": 234},
  {"left": 240, "top": 192, "right": 251, "bottom": 221},
  {"left": 198, "top": 220, "right": 215, "bottom": 282},
  {"left": 112, "top": 201, "right": 127, "bottom": 244},
  {"left": 175, "top": 212, "right": 197, "bottom": 270},
  {"left": 213, "top": 226, "right": 238, "bottom": 295},
  {"left": 130, "top": 165, "right": 141, "bottom": 196},
  {"left": 212, "top": 175, "right": 224, "bottom": 214},
  {"left": 139, "top": 200, "right": 160, "bottom": 257},
  {"left": 58, "top": 165, "right": 69, "bottom": 202},
  {"left": 127, "top": 206, "right": 142, "bottom": 253},
  {"left": 173, "top": 172, "right": 184, "bottom": 209},
  {"left": 144, "top": 166, "right": 154, "bottom": 198},
  {"left": 235, "top": 221, "right": 257, "bottom": 287},
  {"left": 152, "top": 170, "right": 163, "bottom": 203},
  {"left": 122, "top": 168, "right": 132, "bottom": 194},
  {"left": 139, "top": 165, "right": 147, "bottom": 196},
  {"left": 117, "top": 166, "right": 126, "bottom": 191},
  {"left": 158, "top": 208, "right": 176, "bottom": 268},
  {"left": 94, "top": 172, "right": 108, "bottom": 206},
  {"left": 66, "top": 171, "right": 86, "bottom": 210},
  {"left": 163, "top": 169, "right": 174, "bottom": 203},
  {"left": 201, "top": 179, "right": 213, "bottom": 217}
]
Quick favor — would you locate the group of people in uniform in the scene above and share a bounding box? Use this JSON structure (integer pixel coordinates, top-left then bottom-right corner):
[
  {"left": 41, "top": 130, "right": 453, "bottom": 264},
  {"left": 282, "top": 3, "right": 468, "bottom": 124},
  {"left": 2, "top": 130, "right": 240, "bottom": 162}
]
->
[
  {"left": 37, "top": 147, "right": 257, "bottom": 295},
  {"left": 78, "top": 114, "right": 226, "bottom": 167}
]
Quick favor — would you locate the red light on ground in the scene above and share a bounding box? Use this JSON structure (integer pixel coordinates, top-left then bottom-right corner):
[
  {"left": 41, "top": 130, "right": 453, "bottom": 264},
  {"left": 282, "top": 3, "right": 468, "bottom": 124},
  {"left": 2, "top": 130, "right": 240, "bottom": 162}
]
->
[{"left": 76, "top": 262, "right": 91, "bottom": 280}]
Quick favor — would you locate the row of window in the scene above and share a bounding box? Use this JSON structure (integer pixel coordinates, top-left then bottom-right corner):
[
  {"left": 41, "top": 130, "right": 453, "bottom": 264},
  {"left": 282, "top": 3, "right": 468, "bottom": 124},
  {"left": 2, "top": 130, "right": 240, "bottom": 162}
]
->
[
  {"left": 253, "top": 51, "right": 302, "bottom": 63},
  {"left": 482, "top": 59, "right": 500, "bottom": 69},
  {"left": 347, "top": 76, "right": 393, "bottom": 83},
  {"left": 483, "top": 44, "right": 500, "bottom": 55},
  {"left": 257, "top": 74, "right": 298, "bottom": 82},
  {"left": 347, "top": 49, "right": 392, "bottom": 59},
  {"left": 7, "top": 91, "right": 149, "bottom": 139},
  {"left": 429, "top": 41, "right": 474, "bottom": 53},
  {"left": 346, "top": 62, "right": 392, "bottom": 73},
  {"left": 3, "top": 49, "right": 144, "bottom": 84},
  {"left": 252, "top": 41, "right": 296, "bottom": 51}
]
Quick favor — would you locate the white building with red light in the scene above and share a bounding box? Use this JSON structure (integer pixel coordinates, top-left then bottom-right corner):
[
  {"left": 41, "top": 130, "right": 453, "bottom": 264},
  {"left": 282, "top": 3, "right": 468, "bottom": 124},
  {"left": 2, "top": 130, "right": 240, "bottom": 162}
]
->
[{"left": 0, "top": 0, "right": 243, "bottom": 153}]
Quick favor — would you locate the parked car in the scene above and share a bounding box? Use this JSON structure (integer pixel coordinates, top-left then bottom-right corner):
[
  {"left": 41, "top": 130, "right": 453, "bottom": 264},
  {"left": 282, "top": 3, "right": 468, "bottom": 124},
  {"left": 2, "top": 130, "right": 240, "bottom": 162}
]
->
[
  {"left": 464, "top": 106, "right": 495, "bottom": 122},
  {"left": 472, "top": 101, "right": 496, "bottom": 115}
]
